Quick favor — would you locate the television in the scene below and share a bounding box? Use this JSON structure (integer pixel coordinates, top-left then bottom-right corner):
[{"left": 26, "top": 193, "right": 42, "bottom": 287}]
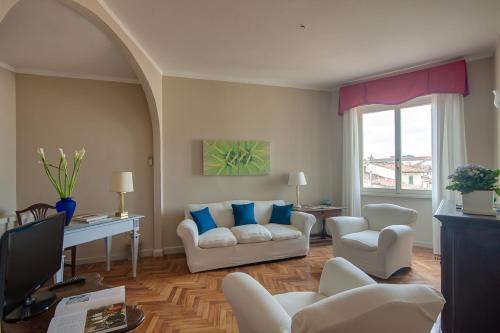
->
[{"left": 0, "top": 212, "right": 65, "bottom": 322}]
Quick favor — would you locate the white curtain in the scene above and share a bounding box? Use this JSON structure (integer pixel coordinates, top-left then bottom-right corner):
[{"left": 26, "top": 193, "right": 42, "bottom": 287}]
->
[
  {"left": 431, "top": 94, "right": 467, "bottom": 255},
  {"left": 342, "top": 108, "right": 362, "bottom": 217}
]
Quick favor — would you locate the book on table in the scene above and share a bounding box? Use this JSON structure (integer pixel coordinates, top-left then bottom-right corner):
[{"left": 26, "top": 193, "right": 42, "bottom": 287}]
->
[
  {"left": 73, "top": 214, "right": 110, "bottom": 223},
  {"left": 48, "top": 286, "right": 127, "bottom": 333}
]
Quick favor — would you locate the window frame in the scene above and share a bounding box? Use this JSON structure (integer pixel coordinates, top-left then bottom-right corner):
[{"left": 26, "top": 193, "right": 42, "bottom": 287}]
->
[{"left": 358, "top": 96, "right": 432, "bottom": 199}]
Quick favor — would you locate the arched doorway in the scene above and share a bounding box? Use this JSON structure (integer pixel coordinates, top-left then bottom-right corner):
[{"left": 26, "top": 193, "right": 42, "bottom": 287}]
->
[{"left": 0, "top": 0, "right": 164, "bottom": 256}]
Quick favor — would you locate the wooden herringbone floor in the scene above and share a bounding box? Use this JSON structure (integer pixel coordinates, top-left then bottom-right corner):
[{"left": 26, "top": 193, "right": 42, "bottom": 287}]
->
[{"left": 76, "top": 245, "right": 440, "bottom": 333}]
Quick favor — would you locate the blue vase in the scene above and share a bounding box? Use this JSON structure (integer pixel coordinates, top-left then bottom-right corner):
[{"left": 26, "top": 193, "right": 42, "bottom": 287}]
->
[{"left": 56, "top": 197, "right": 77, "bottom": 226}]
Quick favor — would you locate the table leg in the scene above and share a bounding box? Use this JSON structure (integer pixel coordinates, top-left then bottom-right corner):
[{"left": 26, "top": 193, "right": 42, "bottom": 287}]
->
[
  {"left": 105, "top": 236, "right": 112, "bottom": 271},
  {"left": 130, "top": 228, "right": 140, "bottom": 278},
  {"left": 321, "top": 218, "right": 327, "bottom": 239},
  {"left": 55, "top": 254, "right": 66, "bottom": 283}
]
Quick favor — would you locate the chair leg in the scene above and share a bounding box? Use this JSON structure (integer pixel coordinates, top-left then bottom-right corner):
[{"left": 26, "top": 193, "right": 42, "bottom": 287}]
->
[{"left": 71, "top": 246, "right": 77, "bottom": 277}]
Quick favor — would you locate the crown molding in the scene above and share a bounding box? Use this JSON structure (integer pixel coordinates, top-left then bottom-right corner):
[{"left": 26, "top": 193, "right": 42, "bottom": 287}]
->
[
  {"left": 163, "top": 71, "right": 331, "bottom": 92},
  {"left": 9, "top": 66, "right": 138, "bottom": 84},
  {"left": 0, "top": 61, "right": 15, "bottom": 72}
]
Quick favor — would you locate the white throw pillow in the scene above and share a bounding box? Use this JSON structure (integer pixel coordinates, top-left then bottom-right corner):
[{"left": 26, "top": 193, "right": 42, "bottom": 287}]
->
[
  {"left": 231, "top": 224, "right": 272, "bottom": 243},
  {"left": 198, "top": 227, "right": 237, "bottom": 249}
]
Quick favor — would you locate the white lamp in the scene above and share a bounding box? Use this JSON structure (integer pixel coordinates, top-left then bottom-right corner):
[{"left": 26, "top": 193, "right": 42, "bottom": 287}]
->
[
  {"left": 288, "top": 171, "right": 307, "bottom": 208},
  {"left": 110, "top": 171, "right": 134, "bottom": 218},
  {"left": 493, "top": 90, "right": 500, "bottom": 108}
]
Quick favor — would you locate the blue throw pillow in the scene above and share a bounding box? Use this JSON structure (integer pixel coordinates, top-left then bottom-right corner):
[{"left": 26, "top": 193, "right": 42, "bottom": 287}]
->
[
  {"left": 190, "top": 207, "right": 217, "bottom": 235},
  {"left": 232, "top": 203, "right": 257, "bottom": 226},
  {"left": 269, "top": 204, "right": 293, "bottom": 225}
]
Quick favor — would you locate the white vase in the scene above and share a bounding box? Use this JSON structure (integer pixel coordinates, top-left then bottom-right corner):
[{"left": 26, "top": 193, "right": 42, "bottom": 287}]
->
[{"left": 462, "top": 190, "right": 496, "bottom": 216}]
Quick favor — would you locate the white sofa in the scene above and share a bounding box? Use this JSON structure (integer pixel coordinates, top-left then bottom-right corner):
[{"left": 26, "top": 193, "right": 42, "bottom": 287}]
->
[
  {"left": 177, "top": 200, "right": 316, "bottom": 273},
  {"left": 222, "top": 257, "right": 444, "bottom": 333},
  {"left": 327, "top": 203, "right": 418, "bottom": 279}
]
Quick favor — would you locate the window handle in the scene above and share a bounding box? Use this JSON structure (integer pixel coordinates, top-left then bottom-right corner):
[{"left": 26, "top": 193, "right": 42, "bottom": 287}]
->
[{"left": 396, "top": 161, "right": 401, "bottom": 169}]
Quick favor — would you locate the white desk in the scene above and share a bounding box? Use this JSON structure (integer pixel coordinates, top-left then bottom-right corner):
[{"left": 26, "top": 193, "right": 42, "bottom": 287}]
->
[{"left": 55, "top": 214, "right": 144, "bottom": 283}]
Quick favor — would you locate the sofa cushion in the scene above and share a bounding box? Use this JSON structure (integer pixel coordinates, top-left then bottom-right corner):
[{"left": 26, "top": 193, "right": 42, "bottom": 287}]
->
[
  {"left": 190, "top": 207, "right": 217, "bottom": 235},
  {"left": 265, "top": 223, "right": 302, "bottom": 241},
  {"left": 232, "top": 203, "right": 258, "bottom": 226},
  {"left": 269, "top": 204, "right": 293, "bottom": 225},
  {"left": 198, "top": 227, "right": 237, "bottom": 249},
  {"left": 341, "top": 230, "right": 379, "bottom": 251},
  {"left": 231, "top": 224, "right": 272, "bottom": 243}
]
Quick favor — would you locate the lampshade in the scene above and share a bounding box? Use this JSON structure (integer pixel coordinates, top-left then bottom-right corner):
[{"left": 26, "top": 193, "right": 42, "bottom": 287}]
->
[
  {"left": 494, "top": 90, "right": 500, "bottom": 108},
  {"left": 288, "top": 171, "right": 307, "bottom": 186},
  {"left": 109, "top": 171, "right": 134, "bottom": 193}
]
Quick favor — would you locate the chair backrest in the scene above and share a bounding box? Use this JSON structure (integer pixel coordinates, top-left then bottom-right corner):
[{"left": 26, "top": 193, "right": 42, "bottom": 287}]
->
[
  {"left": 363, "top": 203, "right": 417, "bottom": 231},
  {"left": 292, "top": 284, "right": 445, "bottom": 333},
  {"left": 222, "top": 272, "right": 291, "bottom": 333},
  {"left": 185, "top": 200, "right": 286, "bottom": 228},
  {"left": 15, "top": 203, "right": 56, "bottom": 226}
]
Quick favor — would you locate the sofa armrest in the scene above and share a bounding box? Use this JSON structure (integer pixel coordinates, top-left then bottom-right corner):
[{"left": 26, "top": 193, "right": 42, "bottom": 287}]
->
[
  {"left": 378, "top": 224, "right": 414, "bottom": 250},
  {"left": 326, "top": 216, "right": 368, "bottom": 239},
  {"left": 222, "top": 272, "right": 291, "bottom": 333},
  {"left": 291, "top": 212, "right": 316, "bottom": 236},
  {"left": 319, "top": 257, "right": 376, "bottom": 297},
  {"left": 176, "top": 219, "right": 199, "bottom": 247}
]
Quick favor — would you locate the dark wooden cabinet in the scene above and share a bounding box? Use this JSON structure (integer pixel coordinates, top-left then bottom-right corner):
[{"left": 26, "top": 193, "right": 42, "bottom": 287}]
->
[{"left": 434, "top": 200, "right": 500, "bottom": 333}]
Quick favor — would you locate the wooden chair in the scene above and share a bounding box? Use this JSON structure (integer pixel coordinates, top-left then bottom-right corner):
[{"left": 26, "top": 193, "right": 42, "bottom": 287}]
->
[{"left": 15, "top": 203, "right": 77, "bottom": 277}]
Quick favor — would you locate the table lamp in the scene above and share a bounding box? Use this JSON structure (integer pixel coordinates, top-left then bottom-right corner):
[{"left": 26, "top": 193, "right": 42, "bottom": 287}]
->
[
  {"left": 110, "top": 171, "right": 134, "bottom": 218},
  {"left": 288, "top": 171, "right": 307, "bottom": 208}
]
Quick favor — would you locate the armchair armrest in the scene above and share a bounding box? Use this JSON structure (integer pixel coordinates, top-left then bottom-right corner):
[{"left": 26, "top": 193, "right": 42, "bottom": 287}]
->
[
  {"left": 326, "top": 216, "right": 368, "bottom": 239},
  {"left": 290, "top": 212, "right": 316, "bottom": 236},
  {"left": 176, "top": 219, "right": 199, "bottom": 247},
  {"left": 378, "top": 224, "right": 414, "bottom": 250},
  {"left": 222, "top": 272, "right": 291, "bottom": 333},
  {"left": 319, "top": 257, "right": 376, "bottom": 297}
]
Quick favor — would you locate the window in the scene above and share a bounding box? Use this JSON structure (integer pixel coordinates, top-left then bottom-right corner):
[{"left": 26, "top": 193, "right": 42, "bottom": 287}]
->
[{"left": 360, "top": 97, "right": 432, "bottom": 196}]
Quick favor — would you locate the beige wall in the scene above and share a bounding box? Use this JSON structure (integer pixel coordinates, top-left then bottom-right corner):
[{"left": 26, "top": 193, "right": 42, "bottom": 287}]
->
[
  {"left": 16, "top": 74, "right": 154, "bottom": 262},
  {"left": 463, "top": 57, "right": 495, "bottom": 167},
  {"left": 162, "top": 77, "right": 340, "bottom": 250},
  {"left": 0, "top": 67, "right": 16, "bottom": 217}
]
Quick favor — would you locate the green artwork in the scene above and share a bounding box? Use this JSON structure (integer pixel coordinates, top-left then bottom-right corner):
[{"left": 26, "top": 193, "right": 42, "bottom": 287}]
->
[{"left": 203, "top": 140, "right": 270, "bottom": 176}]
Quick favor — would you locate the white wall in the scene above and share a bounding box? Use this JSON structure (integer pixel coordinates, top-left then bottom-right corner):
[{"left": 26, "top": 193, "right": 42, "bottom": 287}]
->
[{"left": 0, "top": 67, "right": 16, "bottom": 217}]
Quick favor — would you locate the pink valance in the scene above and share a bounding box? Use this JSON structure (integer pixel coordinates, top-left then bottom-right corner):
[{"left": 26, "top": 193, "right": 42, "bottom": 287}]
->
[{"left": 338, "top": 60, "right": 468, "bottom": 115}]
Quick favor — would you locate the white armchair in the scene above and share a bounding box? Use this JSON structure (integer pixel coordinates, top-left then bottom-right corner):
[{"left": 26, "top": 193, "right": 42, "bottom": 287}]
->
[
  {"left": 222, "top": 257, "right": 444, "bottom": 333},
  {"left": 327, "top": 203, "right": 418, "bottom": 279}
]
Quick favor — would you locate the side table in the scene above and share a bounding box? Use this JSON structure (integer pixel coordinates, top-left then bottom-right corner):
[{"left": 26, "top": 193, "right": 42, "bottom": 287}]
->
[
  {"left": 294, "top": 206, "right": 345, "bottom": 243},
  {"left": 2, "top": 273, "right": 144, "bottom": 333}
]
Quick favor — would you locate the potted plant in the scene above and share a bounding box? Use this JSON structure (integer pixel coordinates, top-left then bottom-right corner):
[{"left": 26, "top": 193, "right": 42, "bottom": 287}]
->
[
  {"left": 37, "top": 148, "right": 86, "bottom": 225},
  {"left": 446, "top": 164, "right": 500, "bottom": 216}
]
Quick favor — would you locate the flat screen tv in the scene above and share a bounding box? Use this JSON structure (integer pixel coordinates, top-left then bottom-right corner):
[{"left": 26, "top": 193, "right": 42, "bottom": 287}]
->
[{"left": 0, "top": 212, "right": 65, "bottom": 322}]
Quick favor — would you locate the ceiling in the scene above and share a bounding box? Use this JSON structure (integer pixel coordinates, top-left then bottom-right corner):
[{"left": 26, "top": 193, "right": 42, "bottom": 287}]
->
[
  {"left": 0, "top": 0, "right": 136, "bottom": 82},
  {"left": 0, "top": 0, "right": 499, "bottom": 89},
  {"left": 104, "top": 0, "right": 500, "bottom": 89}
]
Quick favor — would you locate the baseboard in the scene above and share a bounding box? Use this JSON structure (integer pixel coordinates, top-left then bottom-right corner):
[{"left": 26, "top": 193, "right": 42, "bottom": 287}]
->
[
  {"left": 413, "top": 241, "right": 433, "bottom": 249},
  {"left": 68, "top": 248, "right": 154, "bottom": 265},
  {"left": 163, "top": 246, "right": 185, "bottom": 255},
  {"left": 152, "top": 248, "right": 164, "bottom": 257}
]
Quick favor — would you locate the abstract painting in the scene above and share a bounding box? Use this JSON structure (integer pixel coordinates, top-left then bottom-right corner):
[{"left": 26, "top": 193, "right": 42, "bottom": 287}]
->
[{"left": 203, "top": 140, "right": 270, "bottom": 176}]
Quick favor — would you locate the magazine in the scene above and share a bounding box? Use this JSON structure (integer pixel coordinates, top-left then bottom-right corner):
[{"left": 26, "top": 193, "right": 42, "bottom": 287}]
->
[
  {"left": 73, "top": 214, "right": 110, "bottom": 223},
  {"left": 47, "top": 286, "right": 127, "bottom": 333}
]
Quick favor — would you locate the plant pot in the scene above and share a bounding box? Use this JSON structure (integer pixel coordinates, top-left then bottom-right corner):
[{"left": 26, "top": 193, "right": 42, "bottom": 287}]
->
[
  {"left": 55, "top": 197, "right": 77, "bottom": 225},
  {"left": 462, "top": 190, "right": 496, "bottom": 216}
]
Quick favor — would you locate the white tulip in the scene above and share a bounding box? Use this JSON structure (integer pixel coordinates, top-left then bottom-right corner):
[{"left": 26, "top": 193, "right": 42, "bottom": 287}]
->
[{"left": 37, "top": 147, "right": 45, "bottom": 158}]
